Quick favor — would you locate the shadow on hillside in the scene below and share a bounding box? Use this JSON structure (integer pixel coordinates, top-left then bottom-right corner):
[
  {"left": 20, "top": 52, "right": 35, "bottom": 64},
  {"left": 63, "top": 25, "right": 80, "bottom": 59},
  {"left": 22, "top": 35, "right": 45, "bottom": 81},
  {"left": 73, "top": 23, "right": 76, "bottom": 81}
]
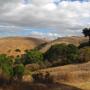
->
[
  {"left": 79, "top": 41, "right": 90, "bottom": 48},
  {"left": 0, "top": 81, "right": 83, "bottom": 90}
]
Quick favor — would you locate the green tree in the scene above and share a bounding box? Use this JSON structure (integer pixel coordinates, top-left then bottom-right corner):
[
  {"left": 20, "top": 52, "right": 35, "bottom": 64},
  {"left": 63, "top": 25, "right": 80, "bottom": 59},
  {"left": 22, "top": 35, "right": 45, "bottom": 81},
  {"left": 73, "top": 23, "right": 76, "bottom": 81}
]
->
[
  {"left": 14, "top": 55, "right": 22, "bottom": 64},
  {"left": 83, "top": 28, "right": 90, "bottom": 44},
  {"left": 0, "top": 54, "right": 13, "bottom": 79},
  {"left": 13, "top": 64, "right": 24, "bottom": 81},
  {"left": 45, "top": 44, "right": 68, "bottom": 66},
  {"left": 66, "top": 44, "right": 79, "bottom": 64},
  {"left": 45, "top": 44, "right": 79, "bottom": 66},
  {"left": 24, "top": 50, "right": 44, "bottom": 65},
  {"left": 45, "top": 44, "right": 67, "bottom": 61},
  {"left": 0, "top": 54, "right": 13, "bottom": 65},
  {"left": 1, "top": 63, "right": 13, "bottom": 79}
]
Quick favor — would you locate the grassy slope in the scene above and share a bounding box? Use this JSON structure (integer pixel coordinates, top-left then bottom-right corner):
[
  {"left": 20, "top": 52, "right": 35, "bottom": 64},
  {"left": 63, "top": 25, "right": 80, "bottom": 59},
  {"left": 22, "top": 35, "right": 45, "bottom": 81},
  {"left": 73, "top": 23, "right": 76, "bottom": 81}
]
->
[
  {"left": 35, "top": 61, "right": 90, "bottom": 90},
  {"left": 0, "top": 37, "right": 45, "bottom": 56}
]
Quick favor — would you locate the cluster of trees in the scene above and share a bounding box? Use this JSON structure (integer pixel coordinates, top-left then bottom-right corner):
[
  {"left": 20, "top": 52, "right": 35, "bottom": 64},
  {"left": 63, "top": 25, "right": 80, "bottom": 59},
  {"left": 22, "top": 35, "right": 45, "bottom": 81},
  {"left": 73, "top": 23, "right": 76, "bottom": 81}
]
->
[
  {"left": 0, "top": 49, "right": 44, "bottom": 83},
  {"left": 44, "top": 44, "right": 79, "bottom": 66},
  {"left": 0, "top": 54, "right": 24, "bottom": 83},
  {"left": 43, "top": 27, "right": 90, "bottom": 66}
]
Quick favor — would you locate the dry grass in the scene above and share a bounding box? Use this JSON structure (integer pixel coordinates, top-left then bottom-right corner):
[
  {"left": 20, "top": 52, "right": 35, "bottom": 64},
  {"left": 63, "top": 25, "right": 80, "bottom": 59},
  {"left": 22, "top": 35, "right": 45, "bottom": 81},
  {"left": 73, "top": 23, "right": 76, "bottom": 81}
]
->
[
  {"left": 34, "top": 62, "right": 90, "bottom": 90},
  {"left": 66, "top": 82, "right": 90, "bottom": 90},
  {"left": 0, "top": 37, "right": 45, "bottom": 56},
  {"left": 36, "top": 62, "right": 90, "bottom": 82}
]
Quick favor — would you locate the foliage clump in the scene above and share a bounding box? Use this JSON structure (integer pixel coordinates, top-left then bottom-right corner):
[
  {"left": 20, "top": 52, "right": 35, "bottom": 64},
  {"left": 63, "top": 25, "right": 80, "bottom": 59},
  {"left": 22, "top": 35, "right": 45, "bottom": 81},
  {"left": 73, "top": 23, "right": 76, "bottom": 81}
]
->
[
  {"left": 0, "top": 54, "right": 13, "bottom": 79},
  {"left": 15, "top": 49, "right": 21, "bottom": 52},
  {"left": 13, "top": 64, "right": 24, "bottom": 81},
  {"left": 45, "top": 44, "right": 79, "bottom": 66},
  {"left": 0, "top": 54, "right": 25, "bottom": 83},
  {"left": 32, "top": 72, "right": 53, "bottom": 83},
  {"left": 23, "top": 49, "right": 44, "bottom": 65},
  {"left": 83, "top": 28, "right": 90, "bottom": 44}
]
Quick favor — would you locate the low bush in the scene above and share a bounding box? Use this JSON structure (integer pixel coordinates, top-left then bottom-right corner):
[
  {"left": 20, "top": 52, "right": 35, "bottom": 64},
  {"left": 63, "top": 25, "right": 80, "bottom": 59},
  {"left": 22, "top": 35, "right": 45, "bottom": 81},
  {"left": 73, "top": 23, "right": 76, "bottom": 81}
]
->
[
  {"left": 23, "top": 49, "right": 44, "bottom": 65},
  {"left": 13, "top": 64, "right": 25, "bottom": 81},
  {"left": 32, "top": 72, "right": 53, "bottom": 83},
  {"left": 15, "top": 49, "right": 21, "bottom": 52}
]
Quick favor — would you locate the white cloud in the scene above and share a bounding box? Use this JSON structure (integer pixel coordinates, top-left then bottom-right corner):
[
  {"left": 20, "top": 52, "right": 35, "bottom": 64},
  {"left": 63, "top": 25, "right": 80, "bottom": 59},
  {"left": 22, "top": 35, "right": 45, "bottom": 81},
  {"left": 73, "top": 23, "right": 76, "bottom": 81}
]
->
[
  {"left": 42, "top": 3, "right": 57, "bottom": 11},
  {"left": 30, "top": 31, "right": 61, "bottom": 40},
  {"left": 0, "top": 0, "right": 90, "bottom": 38}
]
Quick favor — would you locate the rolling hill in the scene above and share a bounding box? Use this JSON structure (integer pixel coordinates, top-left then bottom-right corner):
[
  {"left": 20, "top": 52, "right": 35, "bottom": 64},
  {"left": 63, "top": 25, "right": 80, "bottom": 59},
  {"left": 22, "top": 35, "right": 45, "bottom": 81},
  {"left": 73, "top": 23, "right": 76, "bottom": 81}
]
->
[
  {"left": 39, "top": 36, "right": 88, "bottom": 53},
  {"left": 0, "top": 36, "right": 88, "bottom": 56},
  {"left": 0, "top": 37, "right": 45, "bottom": 56}
]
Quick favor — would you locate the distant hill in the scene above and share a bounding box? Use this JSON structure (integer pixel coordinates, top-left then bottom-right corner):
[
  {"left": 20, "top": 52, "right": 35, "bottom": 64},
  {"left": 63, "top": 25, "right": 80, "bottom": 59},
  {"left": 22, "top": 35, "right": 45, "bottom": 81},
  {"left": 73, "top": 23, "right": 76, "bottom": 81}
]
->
[
  {"left": 39, "top": 36, "right": 88, "bottom": 53},
  {"left": 0, "top": 36, "right": 88, "bottom": 56},
  {"left": 0, "top": 37, "right": 45, "bottom": 56}
]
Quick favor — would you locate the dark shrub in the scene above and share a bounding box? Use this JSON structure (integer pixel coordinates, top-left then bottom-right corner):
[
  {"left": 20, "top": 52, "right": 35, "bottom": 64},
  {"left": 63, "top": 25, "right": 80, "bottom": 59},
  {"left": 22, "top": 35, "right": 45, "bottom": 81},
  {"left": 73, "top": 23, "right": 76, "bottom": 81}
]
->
[
  {"left": 0, "top": 54, "right": 14, "bottom": 82},
  {"left": 13, "top": 64, "right": 24, "bottom": 81},
  {"left": 45, "top": 44, "right": 67, "bottom": 62},
  {"left": 15, "top": 55, "right": 22, "bottom": 64},
  {"left": 15, "top": 49, "right": 21, "bottom": 52},
  {"left": 82, "top": 28, "right": 90, "bottom": 44},
  {"left": 23, "top": 49, "right": 44, "bottom": 65},
  {"left": 45, "top": 44, "right": 79, "bottom": 66},
  {"left": 66, "top": 44, "right": 79, "bottom": 64},
  {"left": 32, "top": 72, "right": 53, "bottom": 83}
]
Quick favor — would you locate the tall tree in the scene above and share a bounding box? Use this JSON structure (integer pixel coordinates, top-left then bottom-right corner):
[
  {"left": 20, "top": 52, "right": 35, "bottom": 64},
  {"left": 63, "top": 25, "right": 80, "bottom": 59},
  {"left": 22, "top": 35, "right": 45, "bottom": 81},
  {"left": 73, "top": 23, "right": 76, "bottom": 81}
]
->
[{"left": 83, "top": 28, "right": 90, "bottom": 44}]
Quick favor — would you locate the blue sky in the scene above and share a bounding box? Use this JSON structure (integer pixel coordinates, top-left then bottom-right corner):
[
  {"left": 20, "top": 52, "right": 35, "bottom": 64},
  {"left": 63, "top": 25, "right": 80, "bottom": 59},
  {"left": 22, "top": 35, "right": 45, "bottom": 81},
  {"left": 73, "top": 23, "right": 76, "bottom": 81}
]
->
[{"left": 0, "top": 0, "right": 90, "bottom": 39}]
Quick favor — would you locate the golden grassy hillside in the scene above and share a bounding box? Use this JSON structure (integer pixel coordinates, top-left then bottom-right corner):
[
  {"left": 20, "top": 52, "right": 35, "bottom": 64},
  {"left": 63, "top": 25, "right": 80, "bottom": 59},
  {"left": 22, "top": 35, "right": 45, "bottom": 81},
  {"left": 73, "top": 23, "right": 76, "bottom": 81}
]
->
[
  {"left": 0, "top": 37, "right": 45, "bottom": 56},
  {"left": 1, "top": 62, "right": 89, "bottom": 90},
  {"left": 35, "top": 61, "right": 90, "bottom": 90},
  {"left": 40, "top": 36, "right": 88, "bottom": 53}
]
